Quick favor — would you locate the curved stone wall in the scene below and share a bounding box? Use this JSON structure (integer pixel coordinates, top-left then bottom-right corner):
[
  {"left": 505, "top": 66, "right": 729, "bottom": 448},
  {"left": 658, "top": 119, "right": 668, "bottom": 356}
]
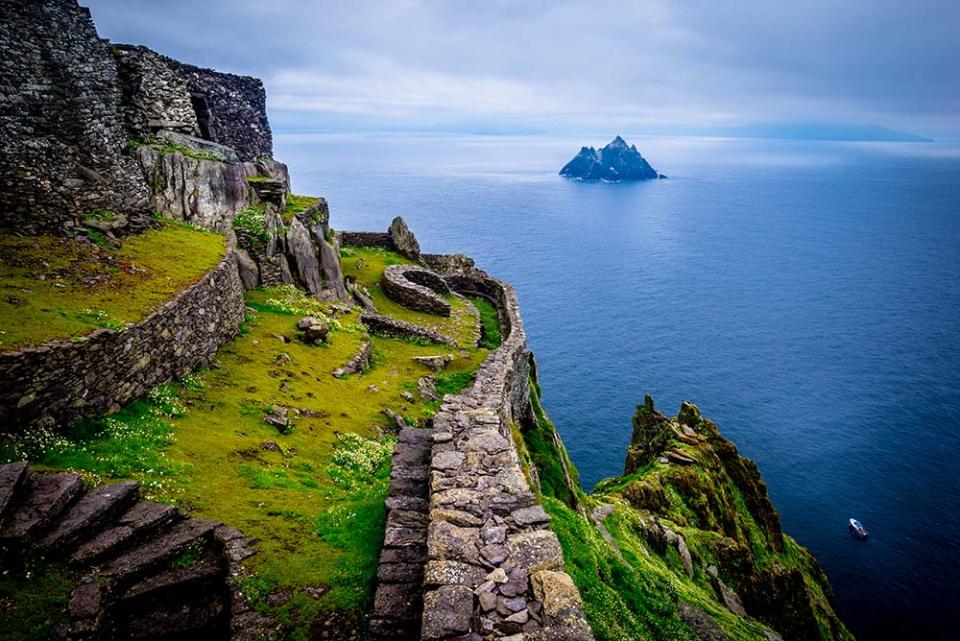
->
[
  {"left": 0, "top": 251, "right": 245, "bottom": 433},
  {"left": 369, "top": 263, "right": 593, "bottom": 641},
  {"left": 381, "top": 265, "right": 451, "bottom": 316}
]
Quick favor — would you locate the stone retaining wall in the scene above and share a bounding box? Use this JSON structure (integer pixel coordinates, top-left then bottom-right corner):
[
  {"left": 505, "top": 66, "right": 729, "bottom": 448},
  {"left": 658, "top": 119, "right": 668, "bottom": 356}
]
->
[
  {"left": 0, "top": 250, "right": 246, "bottom": 433},
  {"left": 381, "top": 265, "right": 452, "bottom": 317},
  {"left": 369, "top": 261, "right": 593, "bottom": 641},
  {"left": 339, "top": 231, "right": 394, "bottom": 250},
  {"left": 360, "top": 313, "right": 457, "bottom": 347}
]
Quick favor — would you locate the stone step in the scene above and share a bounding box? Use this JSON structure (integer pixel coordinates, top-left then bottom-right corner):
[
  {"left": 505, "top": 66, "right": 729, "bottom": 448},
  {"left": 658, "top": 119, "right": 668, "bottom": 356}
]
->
[
  {"left": 39, "top": 481, "right": 140, "bottom": 553},
  {"left": 120, "top": 594, "right": 228, "bottom": 641},
  {"left": 100, "top": 517, "right": 220, "bottom": 581},
  {"left": 120, "top": 546, "right": 226, "bottom": 605},
  {"left": 0, "top": 460, "right": 29, "bottom": 521},
  {"left": 70, "top": 501, "right": 181, "bottom": 566},
  {"left": 0, "top": 471, "right": 84, "bottom": 542}
]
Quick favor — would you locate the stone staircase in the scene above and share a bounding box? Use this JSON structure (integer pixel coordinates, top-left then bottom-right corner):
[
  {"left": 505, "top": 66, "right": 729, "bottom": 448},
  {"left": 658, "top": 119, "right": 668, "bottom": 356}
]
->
[
  {"left": 368, "top": 427, "right": 435, "bottom": 640},
  {"left": 0, "top": 461, "right": 263, "bottom": 641}
]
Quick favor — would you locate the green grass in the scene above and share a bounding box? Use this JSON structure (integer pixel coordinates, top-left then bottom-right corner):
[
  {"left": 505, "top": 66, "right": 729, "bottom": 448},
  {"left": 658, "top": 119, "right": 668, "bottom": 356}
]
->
[
  {"left": 0, "top": 269, "right": 488, "bottom": 638},
  {"left": 127, "top": 137, "right": 220, "bottom": 162},
  {"left": 467, "top": 295, "right": 501, "bottom": 350},
  {"left": 280, "top": 195, "right": 322, "bottom": 225},
  {"left": 0, "top": 555, "right": 74, "bottom": 641},
  {"left": 0, "top": 221, "right": 225, "bottom": 352}
]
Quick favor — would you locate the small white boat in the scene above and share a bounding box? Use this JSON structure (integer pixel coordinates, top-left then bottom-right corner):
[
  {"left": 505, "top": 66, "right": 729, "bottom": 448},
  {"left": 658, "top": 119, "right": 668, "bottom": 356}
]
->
[{"left": 848, "top": 518, "right": 869, "bottom": 540}]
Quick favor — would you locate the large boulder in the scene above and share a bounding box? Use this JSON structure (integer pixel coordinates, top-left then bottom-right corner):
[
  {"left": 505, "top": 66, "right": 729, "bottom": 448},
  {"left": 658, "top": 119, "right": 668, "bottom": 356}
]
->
[
  {"left": 388, "top": 216, "right": 421, "bottom": 260},
  {"left": 309, "top": 223, "right": 350, "bottom": 302},
  {"left": 235, "top": 248, "right": 260, "bottom": 289},
  {"left": 286, "top": 218, "right": 324, "bottom": 295}
]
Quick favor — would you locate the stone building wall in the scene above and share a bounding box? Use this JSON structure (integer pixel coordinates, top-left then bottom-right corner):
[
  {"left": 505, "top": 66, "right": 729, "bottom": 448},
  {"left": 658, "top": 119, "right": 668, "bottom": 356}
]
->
[
  {"left": 0, "top": 0, "right": 149, "bottom": 233},
  {"left": 339, "top": 231, "right": 395, "bottom": 250},
  {"left": 0, "top": 251, "right": 246, "bottom": 434},
  {"left": 0, "top": 0, "right": 276, "bottom": 231},
  {"left": 161, "top": 57, "right": 273, "bottom": 162},
  {"left": 112, "top": 45, "right": 201, "bottom": 140}
]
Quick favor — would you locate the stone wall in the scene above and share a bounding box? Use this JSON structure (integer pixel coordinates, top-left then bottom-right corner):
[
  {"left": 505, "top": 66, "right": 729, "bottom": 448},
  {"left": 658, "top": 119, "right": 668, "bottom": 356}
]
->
[
  {"left": 161, "top": 57, "right": 273, "bottom": 162},
  {"left": 0, "top": 0, "right": 276, "bottom": 231},
  {"left": 339, "top": 231, "right": 395, "bottom": 250},
  {"left": 0, "top": 0, "right": 149, "bottom": 232},
  {"left": 419, "top": 273, "right": 591, "bottom": 640},
  {"left": 0, "top": 251, "right": 246, "bottom": 433},
  {"left": 113, "top": 45, "right": 201, "bottom": 140},
  {"left": 381, "top": 265, "right": 452, "bottom": 317},
  {"left": 369, "top": 257, "right": 593, "bottom": 641}
]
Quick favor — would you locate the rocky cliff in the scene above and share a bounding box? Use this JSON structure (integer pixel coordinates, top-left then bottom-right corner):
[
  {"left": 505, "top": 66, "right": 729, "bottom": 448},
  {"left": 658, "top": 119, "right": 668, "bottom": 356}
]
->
[{"left": 514, "top": 393, "right": 854, "bottom": 641}]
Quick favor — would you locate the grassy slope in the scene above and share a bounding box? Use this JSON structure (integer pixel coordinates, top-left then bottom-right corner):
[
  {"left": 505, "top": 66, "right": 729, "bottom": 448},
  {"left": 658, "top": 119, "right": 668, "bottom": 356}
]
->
[
  {"left": 280, "top": 195, "right": 321, "bottom": 225},
  {"left": 0, "top": 221, "right": 224, "bottom": 352},
  {"left": 0, "top": 248, "right": 486, "bottom": 640},
  {"left": 514, "top": 387, "right": 852, "bottom": 641}
]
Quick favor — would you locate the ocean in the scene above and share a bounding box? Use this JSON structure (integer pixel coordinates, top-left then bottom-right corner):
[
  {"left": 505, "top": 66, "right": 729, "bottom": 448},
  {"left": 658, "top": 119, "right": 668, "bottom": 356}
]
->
[{"left": 276, "top": 132, "right": 960, "bottom": 641}]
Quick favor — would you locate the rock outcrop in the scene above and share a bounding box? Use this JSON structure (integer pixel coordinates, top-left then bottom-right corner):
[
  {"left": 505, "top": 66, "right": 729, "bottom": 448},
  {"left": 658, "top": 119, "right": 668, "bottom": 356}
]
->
[{"left": 559, "top": 136, "right": 664, "bottom": 182}]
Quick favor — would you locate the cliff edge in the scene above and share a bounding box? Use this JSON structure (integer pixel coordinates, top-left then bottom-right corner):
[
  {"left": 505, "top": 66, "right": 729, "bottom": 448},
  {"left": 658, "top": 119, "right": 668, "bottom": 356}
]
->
[{"left": 514, "top": 392, "right": 854, "bottom": 641}]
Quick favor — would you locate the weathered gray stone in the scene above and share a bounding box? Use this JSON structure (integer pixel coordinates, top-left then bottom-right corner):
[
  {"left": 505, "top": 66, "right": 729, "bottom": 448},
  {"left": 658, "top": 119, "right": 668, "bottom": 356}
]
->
[
  {"left": 422, "top": 585, "right": 474, "bottom": 640},
  {"left": 235, "top": 248, "right": 260, "bottom": 289},
  {"left": 287, "top": 218, "right": 324, "bottom": 295},
  {"left": 512, "top": 505, "right": 551, "bottom": 526},
  {"left": 388, "top": 216, "right": 421, "bottom": 259},
  {"left": 424, "top": 560, "right": 487, "bottom": 587},
  {"left": 531, "top": 571, "right": 584, "bottom": 623},
  {"left": 506, "top": 531, "right": 565, "bottom": 573},
  {"left": 427, "top": 521, "right": 480, "bottom": 564}
]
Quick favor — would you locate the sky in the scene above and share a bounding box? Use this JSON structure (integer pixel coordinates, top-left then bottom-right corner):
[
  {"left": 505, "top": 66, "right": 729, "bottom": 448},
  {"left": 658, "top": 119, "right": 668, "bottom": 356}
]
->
[{"left": 84, "top": 0, "right": 960, "bottom": 138}]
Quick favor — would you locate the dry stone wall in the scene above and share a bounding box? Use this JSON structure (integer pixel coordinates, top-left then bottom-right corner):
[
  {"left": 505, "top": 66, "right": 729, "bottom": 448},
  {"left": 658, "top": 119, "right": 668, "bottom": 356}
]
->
[
  {"left": 161, "top": 57, "right": 273, "bottom": 162},
  {"left": 0, "top": 0, "right": 276, "bottom": 231},
  {"left": 0, "top": 0, "right": 149, "bottom": 232},
  {"left": 369, "top": 252, "right": 593, "bottom": 641},
  {"left": 113, "top": 45, "right": 201, "bottom": 139},
  {"left": 382, "top": 265, "right": 452, "bottom": 316},
  {"left": 0, "top": 251, "right": 245, "bottom": 434}
]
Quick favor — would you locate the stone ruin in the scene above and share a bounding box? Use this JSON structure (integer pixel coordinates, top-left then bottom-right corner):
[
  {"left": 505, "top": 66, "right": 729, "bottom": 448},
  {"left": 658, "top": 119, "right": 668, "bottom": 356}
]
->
[{"left": 0, "top": 0, "right": 277, "bottom": 233}]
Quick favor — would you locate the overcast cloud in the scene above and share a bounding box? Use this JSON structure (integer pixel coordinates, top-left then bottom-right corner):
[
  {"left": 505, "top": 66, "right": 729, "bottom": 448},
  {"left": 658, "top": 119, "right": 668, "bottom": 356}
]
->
[{"left": 83, "top": 0, "right": 960, "bottom": 136}]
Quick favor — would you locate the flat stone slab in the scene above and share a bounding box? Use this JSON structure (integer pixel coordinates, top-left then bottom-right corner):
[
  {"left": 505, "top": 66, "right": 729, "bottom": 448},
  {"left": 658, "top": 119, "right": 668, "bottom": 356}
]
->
[
  {"left": 0, "top": 471, "right": 83, "bottom": 541},
  {"left": 101, "top": 517, "right": 219, "bottom": 579},
  {"left": 40, "top": 481, "right": 140, "bottom": 551},
  {"left": 71, "top": 502, "right": 181, "bottom": 565},
  {"left": 0, "top": 461, "right": 28, "bottom": 519}
]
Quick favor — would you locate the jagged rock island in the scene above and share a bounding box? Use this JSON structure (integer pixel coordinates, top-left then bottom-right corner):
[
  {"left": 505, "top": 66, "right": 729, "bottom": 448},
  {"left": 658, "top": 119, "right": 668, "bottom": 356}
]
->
[
  {"left": 560, "top": 136, "right": 666, "bottom": 181},
  {"left": 0, "top": 2, "right": 850, "bottom": 641}
]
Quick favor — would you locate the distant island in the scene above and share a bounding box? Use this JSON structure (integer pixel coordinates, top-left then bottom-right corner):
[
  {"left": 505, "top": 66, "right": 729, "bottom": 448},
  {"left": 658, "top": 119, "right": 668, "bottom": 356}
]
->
[{"left": 560, "top": 136, "right": 666, "bottom": 181}]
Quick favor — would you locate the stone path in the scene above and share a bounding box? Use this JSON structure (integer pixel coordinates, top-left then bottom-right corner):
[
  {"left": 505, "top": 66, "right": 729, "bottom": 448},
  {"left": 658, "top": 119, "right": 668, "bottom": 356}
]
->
[
  {"left": 368, "top": 426, "right": 435, "bottom": 640},
  {"left": 0, "top": 461, "right": 265, "bottom": 641}
]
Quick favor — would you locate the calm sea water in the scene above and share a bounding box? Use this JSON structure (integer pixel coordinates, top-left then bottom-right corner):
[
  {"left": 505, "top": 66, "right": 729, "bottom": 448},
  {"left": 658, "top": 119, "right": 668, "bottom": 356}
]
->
[{"left": 276, "top": 132, "right": 960, "bottom": 641}]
